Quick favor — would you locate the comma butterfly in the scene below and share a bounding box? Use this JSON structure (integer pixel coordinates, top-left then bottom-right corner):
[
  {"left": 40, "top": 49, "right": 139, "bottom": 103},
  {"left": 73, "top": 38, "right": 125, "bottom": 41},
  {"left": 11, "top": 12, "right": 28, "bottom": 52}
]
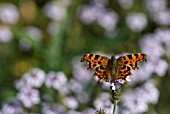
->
[{"left": 81, "top": 53, "right": 147, "bottom": 82}]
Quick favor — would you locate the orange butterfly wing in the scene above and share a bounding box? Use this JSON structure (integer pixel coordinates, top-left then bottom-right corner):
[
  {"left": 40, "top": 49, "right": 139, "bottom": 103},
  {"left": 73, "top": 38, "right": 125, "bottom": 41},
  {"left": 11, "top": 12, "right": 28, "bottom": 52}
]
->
[{"left": 117, "top": 53, "right": 147, "bottom": 70}]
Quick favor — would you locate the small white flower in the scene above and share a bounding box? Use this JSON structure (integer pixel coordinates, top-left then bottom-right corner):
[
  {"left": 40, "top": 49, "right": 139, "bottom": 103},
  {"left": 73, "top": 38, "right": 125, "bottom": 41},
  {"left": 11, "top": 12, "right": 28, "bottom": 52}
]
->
[
  {"left": 2, "top": 99, "right": 24, "bottom": 114},
  {"left": 72, "top": 56, "right": 92, "bottom": 83},
  {"left": 140, "top": 34, "right": 165, "bottom": 62},
  {"left": 126, "top": 12, "right": 147, "bottom": 32},
  {"left": 125, "top": 76, "right": 131, "bottom": 82},
  {"left": 153, "top": 9, "right": 170, "bottom": 25},
  {"left": 23, "top": 68, "right": 46, "bottom": 88},
  {"left": 78, "top": 5, "right": 102, "bottom": 24},
  {"left": 110, "top": 82, "right": 116, "bottom": 90},
  {"left": 45, "top": 71, "right": 69, "bottom": 95},
  {"left": 136, "top": 80, "right": 159, "bottom": 104},
  {"left": 121, "top": 90, "right": 148, "bottom": 114},
  {"left": 97, "top": 10, "right": 119, "bottom": 32},
  {"left": 145, "top": 0, "right": 167, "bottom": 13},
  {"left": 153, "top": 59, "right": 168, "bottom": 76},
  {"left": 69, "top": 79, "right": 83, "bottom": 93},
  {"left": 44, "top": 1, "right": 66, "bottom": 21},
  {"left": 0, "top": 26, "right": 13, "bottom": 43},
  {"left": 0, "top": 3, "right": 19, "bottom": 24},
  {"left": 67, "top": 110, "right": 81, "bottom": 114},
  {"left": 17, "top": 88, "right": 40, "bottom": 108},
  {"left": 63, "top": 97, "right": 79, "bottom": 109},
  {"left": 82, "top": 108, "right": 96, "bottom": 114},
  {"left": 42, "top": 103, "right": 64, "bottom": 114}
]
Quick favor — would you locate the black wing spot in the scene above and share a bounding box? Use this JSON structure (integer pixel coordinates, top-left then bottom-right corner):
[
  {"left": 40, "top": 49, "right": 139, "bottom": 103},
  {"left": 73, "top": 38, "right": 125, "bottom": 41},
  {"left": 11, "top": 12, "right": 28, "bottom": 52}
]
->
[
  {"left": 124, "top": 61, "right": 128, "bottom": 64},
  {"left": 134, "top": 54, "right": 138, "bottom": 59},
  {"left": 94, "top": 55, "right": 100, "bottom": 60},
  {"left": 127, "top": 55, "right": 132, "bottom": 59},
  {"left": 98, "top": 61, "right": 102, "bottom": 64}
]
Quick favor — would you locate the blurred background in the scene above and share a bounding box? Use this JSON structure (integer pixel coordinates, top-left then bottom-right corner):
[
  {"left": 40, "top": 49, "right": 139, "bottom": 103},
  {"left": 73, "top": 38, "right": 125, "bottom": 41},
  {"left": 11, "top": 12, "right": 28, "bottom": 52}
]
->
[{"left": 0, "top": 0, "right": 170, "bottom": 114}]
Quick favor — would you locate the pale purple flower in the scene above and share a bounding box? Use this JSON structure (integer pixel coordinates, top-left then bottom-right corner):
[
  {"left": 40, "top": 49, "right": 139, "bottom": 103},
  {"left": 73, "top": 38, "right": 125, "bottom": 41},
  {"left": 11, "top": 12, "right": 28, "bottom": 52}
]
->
[
  {"left": 0, "top": 3, "right": 19, "bottom": 24},
  {"left": 153, "top": 59, "right": 168, "bottom": 77},
  {"left": 25, "top": 26, "right": 42, "bottom": 40},
  {"left": 68, "top": 79, "right": 83, "bottom": 93},
  {"left": 15, "top": 78, "right": 31, "bottom": 90},
  {"left": 97, "top": 10, "right": 119, "bottom": 32},
  {"left": 153, "top": 9, "right": 170, "bottom": 25},
  {"left": 45, "top": 71, "right": 69, "bottom": 95},
  {"left": 72, "top": 56, "right": 92, "bottom": 83},
  {"left": 126, "top": 12, "right": 147, "bottom": 32},
  {"left": 66, "top": 110, "right": 81, "bottom": 114},
  {"left": 63, "top": 96, "right": 79, "bottom": 109},
  {"left": 145, "top": 0, "right": 167, "bottom": 13},
  {"left": 140, "top": 34, "right": 165, "bottom": 62},
  {"left": 131, "top": 62, "right": 154, "bottom": 83},
  {"left": 42, "top": 103, "right": 64, "bottom": 114},
  {"left": 82, "top": 108, "right": 96, "bottom": 114},
  {"left": 78, "top": 5, "right": 103, "bottom": 24},
  {"left": 23, "top": 68, "right": 46, "bottom": 88},
  {"left": 117, "top": 0, "right": 134, "bottom": 9},
  {"left": 92, "top": 0, "right": 108, "bottom": 7},
  {"left": 0, "top": 26, "right": 13, "bottom": 43},
  {"left": 44, "top": 1, "right": 66, "bottom": 21},
  {"left": 136, "top": 80, "right": 159, "bottom": 104},
  {"left": 121, "top": 90, "right": 148, "bottom": 114},
  {"left": 2, "top": 99, "right": 24, "bottom": 114},
  {"left": 17, "top": 88, "right": 40, "bottom": 108}
]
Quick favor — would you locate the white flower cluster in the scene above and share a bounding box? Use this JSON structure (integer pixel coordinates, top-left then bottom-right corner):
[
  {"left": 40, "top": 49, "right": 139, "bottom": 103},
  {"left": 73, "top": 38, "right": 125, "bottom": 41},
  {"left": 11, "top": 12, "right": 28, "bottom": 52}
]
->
[
  {"left": 120, "top": 80, "right": 159, "bottom": 114},
  {"left": 78, "top": 0, "right": 118, "bottom": 32}
]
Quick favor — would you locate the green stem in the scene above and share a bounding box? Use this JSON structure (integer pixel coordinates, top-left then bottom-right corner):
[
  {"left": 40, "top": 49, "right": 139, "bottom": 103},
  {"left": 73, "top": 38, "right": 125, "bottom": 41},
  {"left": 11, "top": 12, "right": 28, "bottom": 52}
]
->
[{"left": 113, "top": 100, "right": 117, "bottom": 114}]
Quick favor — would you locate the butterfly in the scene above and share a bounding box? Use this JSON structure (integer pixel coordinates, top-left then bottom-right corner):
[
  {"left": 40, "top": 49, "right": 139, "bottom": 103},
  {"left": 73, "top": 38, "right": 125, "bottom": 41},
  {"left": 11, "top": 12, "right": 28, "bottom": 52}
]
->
[{"left": 80, "top": 53, "right": 147, "bottom": 82}]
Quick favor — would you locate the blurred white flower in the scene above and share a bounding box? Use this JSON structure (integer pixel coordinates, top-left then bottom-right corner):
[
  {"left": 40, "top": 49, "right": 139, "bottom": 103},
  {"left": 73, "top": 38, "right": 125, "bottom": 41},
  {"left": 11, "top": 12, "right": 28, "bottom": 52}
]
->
[
  {"left": 131, "top": 62, "right": 154, "bottom": 83},
  {"left": 42, "top": 103, "right": 64, "bottom": 114},
  {"left": 126, "top": 12, "right": 147, "bottom": 32},
  {"left": 93, "top": 92, "right": 114, "bottom": 113},
  {"left": 2, "top": 99, "right": 24, "bottom": 114},
  {"left": 153, "top": 9, "right": 170, "bottom": 26},
  {"left": 117, "top": 0, "right": 133, "bottom": 9},
  {"left": 45, "top": 71, "right": 69, "bottom": 95},
  {"left": 145, "top": 0, "right": 167, "bottom": 13},
  {"left": 78, "top": 5, "right": 118, "bottom": 32},
  {"left": 66, "top": 110, "right": 81, "bottom": 114},
  {"left": 97, "top": 10, "right": 119, "bottom": 32},
  {"left": 78, "top": 5, "right": 102, "bottom": 24},
  {"left": 121, "top": 90, "right": 148, "bottom": 114},
  {"left": 153, "top": 59, "right": 168, "bottom": 76},
  {"left": 15, "top": 78, "right": 31, "bottom": 90},
  {"left": 69, "top": 79, "right": 83, "bottom": 93},
  {"left": 63, "top": 96, "right": 79, "bottom": 109},
  {"left": 92, "top": 0, "right": 108, "bottom": 7},
  {"left": 17, "top": 88, "right": 40, "bottom": 108},
  {"left": 23, "top": 68, "right": 46, "bottom": 88},
  {"left": 0, "top": 3, "right": 19, "bottom": 24},
  {"left": 72, "top": 56, "right": 92, "bottom": 83},
  {"left": 82, "top": 108, "right": 96, "bottom": 114},
  {"left": 44, "top": 1, "right": 66, "bottom": 21},
  {"left": 0, "top": 26, "right": 13, "bottom": 43},
  {"left": 136, "top": 80, "right": 159, "bottom": 104},
  {"left": 140, "top": 34, "right": 165, "bottom": 62},
  {"left": 25, "top": 26, "right": 42, "bottom": 40}
]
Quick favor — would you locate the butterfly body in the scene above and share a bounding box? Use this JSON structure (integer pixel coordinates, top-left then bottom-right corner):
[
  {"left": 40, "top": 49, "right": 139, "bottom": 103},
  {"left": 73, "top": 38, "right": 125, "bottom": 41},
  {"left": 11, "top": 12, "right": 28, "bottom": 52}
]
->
[{"left": 81, "top": 53, "right": 146, "bottom": 82}]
